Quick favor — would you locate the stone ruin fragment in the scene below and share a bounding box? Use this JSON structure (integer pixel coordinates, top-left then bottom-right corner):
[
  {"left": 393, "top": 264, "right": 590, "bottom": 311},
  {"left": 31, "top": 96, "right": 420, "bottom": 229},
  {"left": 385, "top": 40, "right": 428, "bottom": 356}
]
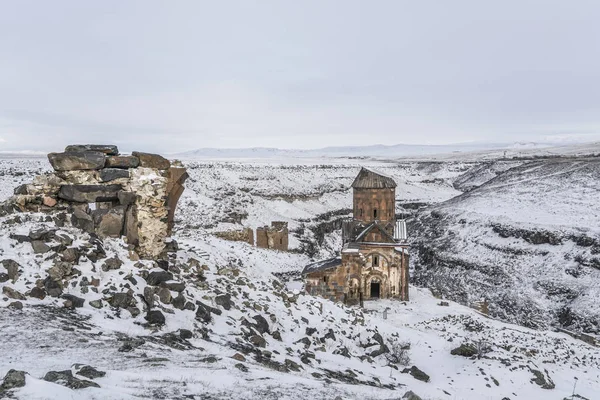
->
[{"left": 0, "top": 144, "right": 188, "bottom": 260}]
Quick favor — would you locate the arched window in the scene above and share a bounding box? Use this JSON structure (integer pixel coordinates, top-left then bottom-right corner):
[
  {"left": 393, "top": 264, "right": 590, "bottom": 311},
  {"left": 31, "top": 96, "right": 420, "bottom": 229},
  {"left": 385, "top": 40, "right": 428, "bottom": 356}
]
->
[
  {"left": 373, "top": 255, "right": 379, "bottom": 266},
  {"left": 373, "top": 209, "right": 378, "bottom": 219},
  {"left": 360, "top": 208, "right": 363, "bottom": 217}
]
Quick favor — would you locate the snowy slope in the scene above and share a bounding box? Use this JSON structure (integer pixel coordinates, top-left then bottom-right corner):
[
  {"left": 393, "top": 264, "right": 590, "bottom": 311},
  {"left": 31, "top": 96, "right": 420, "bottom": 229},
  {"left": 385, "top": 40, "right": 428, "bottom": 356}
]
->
[{"left": 410, "top": 158, "right": 600, "bottom": 333}]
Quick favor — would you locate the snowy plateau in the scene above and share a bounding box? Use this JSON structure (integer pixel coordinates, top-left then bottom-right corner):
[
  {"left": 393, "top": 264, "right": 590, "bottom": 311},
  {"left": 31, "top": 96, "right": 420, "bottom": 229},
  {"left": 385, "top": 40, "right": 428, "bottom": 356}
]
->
[{"left": 0, "top": 144, "right": 599, "bottom": 400}]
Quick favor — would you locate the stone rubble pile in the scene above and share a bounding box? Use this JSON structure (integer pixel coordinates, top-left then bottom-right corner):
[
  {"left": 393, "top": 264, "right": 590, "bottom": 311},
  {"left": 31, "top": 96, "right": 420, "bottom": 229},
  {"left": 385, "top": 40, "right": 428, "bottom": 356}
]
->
[{"left": 1, "top": 144, "right": 187, "bottom": 259}]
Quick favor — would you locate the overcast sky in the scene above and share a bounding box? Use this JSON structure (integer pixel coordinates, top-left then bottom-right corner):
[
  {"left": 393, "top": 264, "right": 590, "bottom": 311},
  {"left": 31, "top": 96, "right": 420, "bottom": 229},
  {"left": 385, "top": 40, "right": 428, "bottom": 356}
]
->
[{"left": 1, "top": 0, "right": 599, "bottom": 152}]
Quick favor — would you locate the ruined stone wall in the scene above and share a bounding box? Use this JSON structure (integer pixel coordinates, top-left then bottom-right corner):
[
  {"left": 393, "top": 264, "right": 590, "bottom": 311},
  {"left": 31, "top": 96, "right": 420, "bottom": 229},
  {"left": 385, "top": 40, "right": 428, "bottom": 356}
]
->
[
  {"left": 215, "top": 227, "right": 254, "bottom": 245},
  {"left": 256, "top": 221, "right": 288, "bottom": 251},
  {"left": 353, "top": 188, "right": 396, "bottom": 225},
  {"left": 2, "top": 144, "right": 187, "bottom": 260}
]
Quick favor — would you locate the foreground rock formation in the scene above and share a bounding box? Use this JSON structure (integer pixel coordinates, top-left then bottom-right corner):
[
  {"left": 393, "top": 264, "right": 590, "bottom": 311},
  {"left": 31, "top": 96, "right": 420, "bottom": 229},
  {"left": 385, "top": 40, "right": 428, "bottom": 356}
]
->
[{"left": 0, "top": 145, "right": 187, "bottom": 259}]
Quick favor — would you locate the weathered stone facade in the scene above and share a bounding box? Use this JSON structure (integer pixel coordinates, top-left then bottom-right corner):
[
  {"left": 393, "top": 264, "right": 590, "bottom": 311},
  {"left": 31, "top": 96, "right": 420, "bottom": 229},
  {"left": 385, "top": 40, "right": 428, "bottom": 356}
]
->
[
  {"left": 256, "top": 221, "right": 288, "bottom": 251},
  {"left": 1, "top": 145, "right": 187, "bottom": 260},
  {"left": 303, "top": 168, "right": 410, "bottom": 304},
  {"left": 215, "top": 227, "right": 254, "bottom": 245}
]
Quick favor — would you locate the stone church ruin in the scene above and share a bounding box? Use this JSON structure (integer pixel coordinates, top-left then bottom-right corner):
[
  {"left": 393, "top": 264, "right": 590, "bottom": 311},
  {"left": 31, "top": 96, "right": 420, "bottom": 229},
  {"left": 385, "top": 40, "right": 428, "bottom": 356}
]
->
[
  {"left": 303, "top": 167, "right": 409, "bottom": 304},
  {"left": 0, "top": 144, "right": 188, "bottom": 260}
]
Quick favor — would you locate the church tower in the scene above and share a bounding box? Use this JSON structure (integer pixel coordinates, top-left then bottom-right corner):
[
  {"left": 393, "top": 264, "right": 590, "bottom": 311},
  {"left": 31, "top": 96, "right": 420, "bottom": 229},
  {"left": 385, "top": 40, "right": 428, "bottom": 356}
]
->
[{"left": 351, "top": 167, "right": 397, "bottom": 226}]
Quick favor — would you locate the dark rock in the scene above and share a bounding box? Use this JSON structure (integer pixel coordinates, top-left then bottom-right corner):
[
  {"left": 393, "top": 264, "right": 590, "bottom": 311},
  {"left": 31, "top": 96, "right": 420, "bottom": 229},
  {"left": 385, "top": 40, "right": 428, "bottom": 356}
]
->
[
  {"left": 250, "top": 334, "right": 266, "bottom": 348},
  {"left": 48, "top": 151, "right": 106, "bottom": 171},
  {"left": 13, "top": 184, "right": 28, "bottom": 195},
  {"left": 172, "top": 293, "right": 185, "bottom": 310},
  {"left": 43, "top": 370, "right": 100, "bottom": 389},
  {"left": 179, "top": 329, "right": 193, "bottom": 339},
  {"left": 117, "top": 191, "right": 137, "bottom": 206},
  {"left": 234, "top": 363, "right": 249, "bottom": 373},
  {"left": 284, "top": 359, "right": 302, "bottom": 372},
  {"left": 8, "top": 234, "right": 31, "bottom": 244},
  {"left": 89, "top": 300, "right": 103, "bottom": 309},
  {"left": 100, "top": 168, "right": 130, "bottom": 182},
  {"left": 252, "top": 315, "right": 269, "bottom": 334},
  {"left": 323, "top": 329, "right": 336, "bottom": 341},
  {"left": 65, "top": 144, "right": 118, "bottom": 155},
  {"left": 132, "top": 152, "right": 170, "bottom": 169},
  {"left": 143, "top": 286, "right": 155, "bottom": 309},
  {"left": 215, "top": 294, "right": 233, "bottom": 310},
  {"left": 184, "top": 301, "right": 196, "bottom": 311},
  {"left": 62, "top": 294, "right": 85, "bottom": 308},
  {"left": 1, "top": 369, "right": 27, "bottom": 390},
  {"left": 402, "top": 366, "right": 430, "bottom": 382},
  {"left": 157, "top": 287, "right": 172, "bottom": 304},
  {"left": 29, "top": 287, "right": 46, "bottom": 299},
  {"left": 29, "top": 229, "right": 56, "bottom": 241},
  {"left": 0, "top": 273, "right": 9, "bottom": 283},
  {"left": 71, "top": 208, "right": 95, "bottom": 233},
  {"left": 1, "top": 260, "right": 20, "bottom": 281},
  {"left": 146, "top": 270, "right": 173, "bottom": 286},
  {"left": 145, "top": 310, "right": 166, "bottom": 326},
  {"left": 101, "top": 256, "right": 123, "bottom": 272},
  {"left": 372, "top": 332, "right": 384, "bottom": 345},
  {"left": 403, "top": 391, "right": 423, "bottom": 400},
  {"left": 529, "top": 368, "right": 555, "bottom": 389},
  {"left": 370, "top": 344, "right": 389, "bottom": 357},
  {"left": 451, "top": 344, "right": 478, "bottom": 357},
  {"left": 8, "top": 301, "right": 23, "bottom": 310},
  {"left": 108, "top": 292, "right": 135, "bottom": 308},
  {"left": 295, "top": 337, "right": 311, "bottom": 347},
  {"left": 271, "top": 330, "right": 282, "bottom": 341},
  {"left": 31, "top": 240, "right": 51, "bottom": 254},
  {"left": 61, "top": 248, "right": 80, "bottom": 263},
  {"left": 305, "top": 327, "right": 317, "bottom": 336},
  {"left": 2, "top": 286, "right": 26, "bottom": 300},
  {"left": 74, "top": 365, "right": 106, "bottom": 380},
  {"left": 106, "top": 155, "right": 140, "bottom": 169},
  {"left": 44, "top": 277, "right": 63, "bottom": 297},
  {"left": 59, "top": 184, "right": 122, "bottom": 203},
  {"left": 195, "top": 301, "right": 221, "bottom": 323}
]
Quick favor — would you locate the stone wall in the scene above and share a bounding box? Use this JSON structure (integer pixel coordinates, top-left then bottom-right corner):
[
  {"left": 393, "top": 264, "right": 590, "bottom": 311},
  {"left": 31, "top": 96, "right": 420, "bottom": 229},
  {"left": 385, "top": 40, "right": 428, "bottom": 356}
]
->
[
  {"left": 215, "top": 227, "right": 254, "bottom": 245},
  {"left": 256, "top": 221, "right": 288, "bottom": 251},
  {"left": 353, "top": 188, "right": 396, "bottom": 225},
  {"left": 1, "top": 144, "right": 187, "bottom": 260}
]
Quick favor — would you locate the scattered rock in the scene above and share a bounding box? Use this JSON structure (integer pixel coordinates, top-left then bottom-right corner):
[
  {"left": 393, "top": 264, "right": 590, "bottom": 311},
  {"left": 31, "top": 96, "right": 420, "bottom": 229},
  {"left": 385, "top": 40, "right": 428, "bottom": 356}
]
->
[
  {"left": 89, "top": 299, "right": 103, "bottom": 309},
  {"left": 146, "top": 270, "right": 173, "bottom": 286},
  {"left": 7, "top": 301, "right": 23, "bottom": 310},
  {"left": 31, "top": 240, "right": 51, "bottom": 254},
  {"left": 73, "top": 365, "right": 106, "bottom": 380},
  {"left": 234, "top": 363, "right": 249, "bottom": 373},
  {"left": 64, "top": 144, "right": 118, "bottom": 155},
  {"left": 451, "top": 344, "right": 478, "bottom": 358},
  {"left": 179, "top": 329, "right": 193, "bottom": 339},
  {"left": 1, "top": 260, "right": 20, "bottom": 281},
  {"left": 145, "top": 310, "right": 166, "bottom": 326},
  {"left": 101, "top": 256, "right": 123, "bottom": 272},
  {"left": 62, "top": 294, "right": 85, "bottom": 308},
  {"left": 71, "top": 208, "right": 94, "bottom": 233},
  {"left": 2, "top": 286, "right": 26, "bottom": 300},
  {"left": 232, "top": 353, "right": 246, "bottom": 362},
  {"left": 215, "top": 294, "right": 233, "bottom": 310},
  {"left": 29, "top": 287, "right": 47, "bottom": 300},
  {"left": 403, "top": 391, "right": 423, "bottom": 400},
  {"left": 106, "top": 156, "right": 140, "bottom": 169},
  {"left": 43, "top": 370, "right": 100, "bottom": 389},
  {"left": 44, "top": 277, "right": 63, "bottom": 297},
  {"left": 1, "top": 369, "right": 27, "bottom": 390},
  {"left": 403, "top": 366, "right": 430, "bottom": 382},
  {"left": 252, "top": 314, "right": 269, "bottom": 334},
  {"left": 250, "top": 334, "right": 267, "bottom": 348},
  {"left": 108, "top": 292, "right": 136, "bottom": 309}
]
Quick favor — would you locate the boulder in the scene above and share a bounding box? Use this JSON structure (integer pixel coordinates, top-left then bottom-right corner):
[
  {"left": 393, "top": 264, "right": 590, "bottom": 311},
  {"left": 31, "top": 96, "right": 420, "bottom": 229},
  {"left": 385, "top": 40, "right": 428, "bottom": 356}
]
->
[
  {"left": 0, "top": 273, "right": 9, "bottom": 283},
  {"left": 100, "top": 168, "right": 130, "bottom": 182},
  {"left": 108, "top": 292, "right": 136, "bottom": 309},
  {"left": 403, "top": 391, "right": 423, "bottom": 400},
  {"left": 179, "top": 329, "right": 193, "bottom": 339},
  {"left": 2, "top": 286, "right": 26, "bottom": 300},
  {"left": 64, "top": 144, "right": 118, "bottom": 155},
  {"left": 172, "top": 293, "right": 185, "bottom": 310},
  {"left": 29, "top": 287, "right": 47, "bottom": 299},
  {"left": 44, "top": 277, "right": 63, "bottom": 297},
  {"left": 93, "top": 206, "right": 125, "bottom": 238},
  {"left": 71, "top": 208, "right": 94, "bottom": 233},
  {"left": 48, "top": 151, "right": 106, "bottom": 171},
  {"left": 8, "top": 301, "right": 23, "bottom": 310},
  {"left": 31, "top": 240, "right": 51, "bottom": 254},
  {"left": 89, "top": 300, "right": 103, "bottom": 309},
  {"left": 1, "top": 259, "right": 20, "bottom": 281},
  {"left": 161, "top": 281, "right": 185, "bottom": 293},
  {"left": 215, "top": 294, "right": 233, "bottom": 310},
  {"left": 451, "top": 344, "right": 478, "bottom": 357},
  {"left": 132, "top": 152, "right": 170, "bottom": 169},
  {"left": 62, "top": 294, "right": 85, "bottom": 308},
  {"left": 59, "top": 185, "right": 121, "bottom": 203},
  {"left": 403, "top": 366, "right": 430, "bottom": 383},
  {"left": 43, "top": 370, "right": 100, "bottom": 389},
  {"left": 146, "top": 270, "right": 173, "bottom": 286},
  {"left": 61, "top": 248, "right": 80, "bottom": 263},
  {"left": 106, "top": 155, "right": 140, "bottom": 169},
  {"left": 73, "top": 365, "right": 106, "bottom": 380},
  {"left": 145, "top": 310, "right": 166, "bottom": 326},
  {"left": 252, "top": 315, "right": 270, "bottom": 334},
  {"left": 250, "top": 334, "right": 266, "bottom": 348},
  {"left": 157, "top": 287, "right": 172, "bottom": 304},
  {"left": 1, "top": 369, "right": 27, "bottom": 390}
]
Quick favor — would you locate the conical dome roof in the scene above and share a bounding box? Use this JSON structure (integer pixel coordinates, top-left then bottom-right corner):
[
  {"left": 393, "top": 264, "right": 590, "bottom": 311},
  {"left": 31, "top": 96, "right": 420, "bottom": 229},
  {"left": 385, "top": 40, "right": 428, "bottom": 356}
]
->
[{"left": 351, "top": 167, "right": 397, "bottom": 189}]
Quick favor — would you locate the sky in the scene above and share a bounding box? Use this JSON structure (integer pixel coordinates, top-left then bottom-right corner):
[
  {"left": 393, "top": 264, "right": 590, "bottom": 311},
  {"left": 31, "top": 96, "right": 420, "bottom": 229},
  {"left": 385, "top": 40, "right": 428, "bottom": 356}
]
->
[{"left": 1, "top": 0, "right": 600, "bottom": 153}]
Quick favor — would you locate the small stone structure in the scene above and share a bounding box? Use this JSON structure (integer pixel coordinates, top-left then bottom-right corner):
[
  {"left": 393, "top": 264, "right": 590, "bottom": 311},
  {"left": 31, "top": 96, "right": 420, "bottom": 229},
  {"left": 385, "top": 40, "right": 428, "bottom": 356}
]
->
[
  {"left": 256, "top": 221, "right": 289, "bottom": 251},
  {"left": 1, "top": 144, "right": 187, "bottom": 260},
  {"left": 303, "top": 168, "right": 409, "bottom": 304}
]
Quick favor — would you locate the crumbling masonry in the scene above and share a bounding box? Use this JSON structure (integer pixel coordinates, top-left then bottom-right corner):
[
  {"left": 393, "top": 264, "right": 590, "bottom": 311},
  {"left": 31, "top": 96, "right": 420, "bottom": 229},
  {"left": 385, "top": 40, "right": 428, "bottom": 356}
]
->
[{"left": 0, "top": 144, "right": 187, "bottom": 260}]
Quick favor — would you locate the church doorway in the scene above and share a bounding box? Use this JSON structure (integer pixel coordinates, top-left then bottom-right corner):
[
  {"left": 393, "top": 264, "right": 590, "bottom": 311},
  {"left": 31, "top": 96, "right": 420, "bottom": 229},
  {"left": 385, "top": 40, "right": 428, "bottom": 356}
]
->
[{"left": 370, "top": 280, "right": 381, "bottom": 298}]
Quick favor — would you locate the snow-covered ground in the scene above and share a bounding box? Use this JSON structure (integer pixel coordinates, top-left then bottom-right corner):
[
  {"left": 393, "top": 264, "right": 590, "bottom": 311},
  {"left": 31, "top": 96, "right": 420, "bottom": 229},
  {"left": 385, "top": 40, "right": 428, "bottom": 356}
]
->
[{"left": 1, "top": 148, "right": 599, "bottom": 399}]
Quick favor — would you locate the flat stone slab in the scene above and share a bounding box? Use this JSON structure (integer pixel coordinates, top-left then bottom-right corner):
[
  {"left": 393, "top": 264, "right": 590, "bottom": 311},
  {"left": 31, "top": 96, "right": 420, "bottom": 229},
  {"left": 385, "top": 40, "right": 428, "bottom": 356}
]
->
[
  {"left": 100, "top": 168, "right": 130, "bottom": 182},
  {"left": 58, "top": 184, "right": 121, "bottom": 203},
  {"left": 48, "top": 152, "right": 106, "bottom": 171},
  {"left": 132, "top": 151, "right": 170, "bottom": 170},
  {"left": 105, "top": 155, "right": 140, "bottom": 168},
  {"left": 65, "top": 144, "right": 119, "bottom": 155}
]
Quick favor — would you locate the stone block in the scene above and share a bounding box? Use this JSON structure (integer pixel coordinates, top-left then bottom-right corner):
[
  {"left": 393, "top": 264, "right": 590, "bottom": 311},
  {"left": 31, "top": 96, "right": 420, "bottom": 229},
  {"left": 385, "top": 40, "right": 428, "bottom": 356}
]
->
[
  {"left": 48, "top": 152, "right": 106, "bottom": 171},
  {"left": 64, "top": 144, "right": 119, "bottom": 155},
  {"left": 58, "top": 185, "right": 121, "bottom": 203},
  {"left": 71, "top": 208, "right": 95, "bottom": 233},
  {"left": 105, "top": 155, "right": 140, "bottom": 168},
  {"left": 92, "top": 206, "right": 126, "bottom": 238},
  {"left": 117, "top": 191, "right": 137, "bottom": 206},
  {"left": 100, "top": 168, "right": 130, "bottom": 182},
  {"left": 132, "top": 152, "right": 170, "bottom": 170}
]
